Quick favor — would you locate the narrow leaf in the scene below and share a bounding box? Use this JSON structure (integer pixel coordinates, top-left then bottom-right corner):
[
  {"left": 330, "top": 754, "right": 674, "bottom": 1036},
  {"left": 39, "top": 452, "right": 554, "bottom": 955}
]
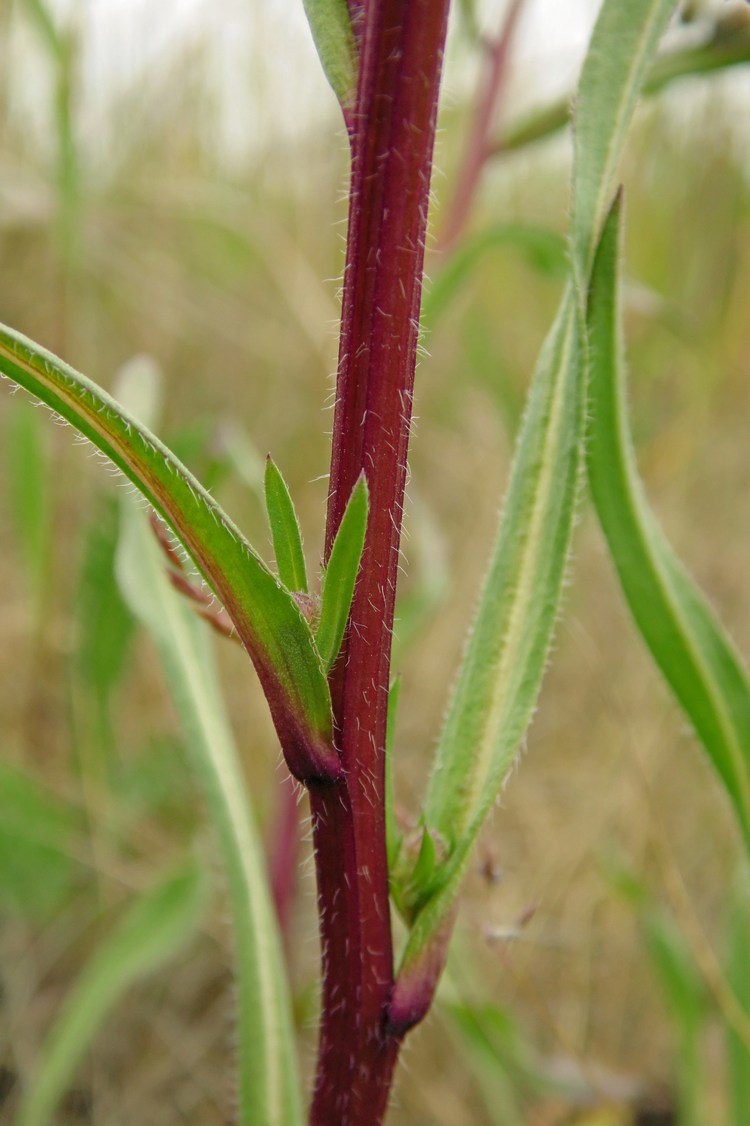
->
[
  {"left": 385, "top": 676, "right": 401, "bottom": 871},
  {"left": 394, "top": 0, "right": 679, "bottom": 1013},
  {"left": 265, "top": 455, "right": 308, "bottom": 593},
  {"left": 0, "top": 328, "right": 338, "bottom": 782},
  {"left": 115, "top": 362, "right": 303, "bottom": 1125},
  {"left": 76, "top": 496, "right": 134, "bottom": 712},
  {"left": 0, "top": 764, "right": 82, "bottom": 921},
  {"left": 5, "top": 399, "right": 51, "bottom": 610},
  {"left": 394, "top": 290, "right": 584, "bottom": 993},
  {"left": 587, "top": 198, "right": 750, "bottom": 848},
  {"left": 17, "top": 865, "right": 207, "bottom": 1126},
  {"left": 726, "top": 873, "right": 750, "bottom": 1122},
  {"left": 421, "top": 223, "right": 566, "bottom": 334},
  {"left": 571, "top": 0, "right": 677, "bottom": 279},
  {"left": 315, "top": 473, "right": 368, "bottom": 670},
  {"left": 302, "top": 0, "right": 358, "bottom": 111},
  {"left": 644, "top": 911, "right": 708, "bottom": 1126}
]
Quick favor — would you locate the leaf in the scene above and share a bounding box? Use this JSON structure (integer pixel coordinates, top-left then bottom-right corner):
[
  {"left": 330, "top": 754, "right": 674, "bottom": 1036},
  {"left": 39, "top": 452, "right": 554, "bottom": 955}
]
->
[
  {"left": 394, "top": 289, "right": 585, "bottom": 990},
  {"left": 570, "top": 0, "right": 678, "bottom": 280},
  {"left": 586, "top": 197, "right": 750, "bottom": 848},
  {"left": 4, "top": 398, "right": 51, "bottom": 610},
  {"left": 114, "top": 361, "right": 303, "bottom": 1125},
  {"left": 265, "top": 455, "right": 308, "bottom": 593},
  {"left": 445, "top": 1001, "right": 531, "bottom": 1125},
  {"left": 0, "top": 764, "right": 83, "bottom": 921},
  {"left": 644, "top": 910, "right": 708, "bottom": 1126},
  {"left": 17, "top": 865, "right": 207, "bottom": 1126},
  {"left": 393, "top": 0, "right": 679, "bottom": 1014},
  {"left": 421, "top": 223, "right": 567, "bottom": 334},
  {"left": 726, "top": 873, "right": 750, "bottom": 1123},
  {"left": 76, "top": 495, "right": 134, "bottom": 713},
  {"left": 0, "top": 329, "right": 338, "bottom": 783},
  {"left": 302, "top": 0, "right": 358, "bottom": 111},
  {"left": 315, "top": 473, "right": 368, "bottom": 670},
  {"left": 385, "top": 676, "right": 401, "bottom": 872}
]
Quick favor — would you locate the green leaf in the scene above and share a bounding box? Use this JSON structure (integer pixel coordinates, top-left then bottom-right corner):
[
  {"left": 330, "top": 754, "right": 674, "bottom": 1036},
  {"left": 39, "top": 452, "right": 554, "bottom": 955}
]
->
[
  {"left": 726, "top": 873, "right": 750, "bottom": 1123},
  {"left": 644, "top": 910, "right": 708, "bottom": 1126},
  {"left": 5, "top": 398, "right": 51, "bottom": 610},
  {"left": 315, "top": 473, "right": 368, "bottom": 670},
  {"left": 421, "top": 223, "right": 567, "bottom": 335},
  {"left": 114, "top": 361, "right": 303, "bottom": 1125},
  {"left": 302, "top": 0, "right": 358, "bottom": 111},
  {"left": 385, "top": 676, "right": 401, "bottom": 872},
  {"left": 394, "top": 0, "right": 678, "bottom": 1006},
  {"left": 0, "top": 764, "right": 83, "bottom": 921},
  {"left": 571, "top": 0, "right": 678, "bottom": 280},
  {"left": 586, "top": 197, "right": 750, "bottom": 848},
  {"left": 444, "top": 1001, "right": 530, "bottom": 1125},
  {"left": 265, "top": 455, "right": 308, "bottom": 593},
  {"left": 17, "top": 865, "right": 207, "bottom": 1126},
  {"left": 0, "top": 328, "right": 338, "bottom": 782},
  {"left": 397, "top": 288, "right": 585, "bottom": 977},
  {"left": 76, "top": 495, "right": 134, "bottom": 712}
]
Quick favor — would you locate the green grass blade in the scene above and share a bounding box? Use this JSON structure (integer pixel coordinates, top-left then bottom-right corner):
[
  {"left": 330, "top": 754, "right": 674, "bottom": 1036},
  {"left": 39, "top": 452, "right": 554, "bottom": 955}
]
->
[
  {"left": 0, "top": 764, "right": 83, "bottom": 922},
  {"left": 265, "top": 455, "right": 308, "bottom": 593},
  {"left": 4, "top": 398, "right": 51, "bottom": 612},
  {"left": 587, "top": 198, "right": 750, "bottom": 848},
  {"left": 76, "top": 495, "right": 135, "bottom": 713},
  {"left": 421, "top": 223, "right": 566, "bottom": 335},
  {"left": 644, "top": 911, "right": 708, "bottom": 1126},
  {"left": 571, "top": 0, "right": 677, "bottom": 279},
  {"left": 302, "top": 0, "right": 357, "bottom": 111},
  {"left": 115, "top": 363, "right": 303, "bottom": 1124},
  {"left": 315, "top": 473, "right": 368, "bottom": 670},
  {"left": 726, "top": 872, "right": 750, "bottom": 1122},
  {"left": 17, "top": 865, "right": 207, "bottom": 1126},
  {"left": 0, "top": 328, "right": 336, "bottom": 780}
]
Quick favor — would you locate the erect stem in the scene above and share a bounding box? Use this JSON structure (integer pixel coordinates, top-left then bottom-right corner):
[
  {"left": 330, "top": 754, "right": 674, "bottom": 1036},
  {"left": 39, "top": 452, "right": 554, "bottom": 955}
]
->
[
  {"left": 438, "top": 0, "right": 526, "bottom": 252},
  {"left": 308, "top": 0, "right": 450, "bottom": 1121}
]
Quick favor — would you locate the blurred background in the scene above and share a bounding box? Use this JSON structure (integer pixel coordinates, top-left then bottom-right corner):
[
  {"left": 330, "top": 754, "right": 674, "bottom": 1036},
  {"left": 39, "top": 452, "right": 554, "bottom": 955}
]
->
[{"left": 2, "top": 0, "right": 750, "bottom": 1121}]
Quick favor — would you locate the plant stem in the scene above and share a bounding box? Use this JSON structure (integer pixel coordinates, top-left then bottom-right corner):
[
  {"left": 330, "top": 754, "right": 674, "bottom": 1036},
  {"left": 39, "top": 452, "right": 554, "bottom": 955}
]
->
[
  {"left": 308, "top": 1, "right": 450, "bottom": 1120},
  {"left": 438, "top": 0, "right": 526, "bottom": 251}
]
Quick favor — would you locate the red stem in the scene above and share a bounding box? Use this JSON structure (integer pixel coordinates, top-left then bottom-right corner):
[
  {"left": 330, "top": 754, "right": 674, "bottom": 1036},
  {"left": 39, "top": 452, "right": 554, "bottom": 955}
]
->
[
  {"left": 438, "top": 0, "right": 526, "bottom": 252},
  {"left": 308, "top": 1, "right": 450, "bottom": 1121},
  {"left": 266, "top": 774, "right": 301, "bottom": 943}
]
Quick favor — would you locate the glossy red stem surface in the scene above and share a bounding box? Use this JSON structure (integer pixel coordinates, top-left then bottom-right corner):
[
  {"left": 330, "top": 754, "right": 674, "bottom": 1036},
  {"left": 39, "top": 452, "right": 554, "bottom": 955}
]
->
[{"left": 308, "top": 1, "right": 450, "bottom": 1122}]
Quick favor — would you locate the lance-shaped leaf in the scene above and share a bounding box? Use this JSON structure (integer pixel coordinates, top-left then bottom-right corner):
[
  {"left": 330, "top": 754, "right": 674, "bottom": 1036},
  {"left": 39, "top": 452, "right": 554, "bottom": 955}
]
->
[
  {"left": 302, "top": 0, "right": 358, "bottom": 113},
  {"left": 385, "top": 676, "right": 402, "bottom": 872},
  {"left": 389, "top": 290, "right": 585, "bottom": 1031},
  {"left": 586, "top": 197, "right": 750, "bottom": 849},
  {"left": 569, "top": 0, "right": 675, "bottom": 283},
  {"left": 265, "top": 455, "right": 308, "bottom": 593},
  {"left": 571, "top": 0, "right": 677, "bottom": 281},
  {"left": 17, "top": 865, "right": 207, "bottom": 1126},
  {"left": 315, "top": 473, "right": 368, "bottom": 670},
  {"left": 391, "top": 0, "right": 679, "bottom": 1029},
  {"left": 0, "top": 326, "right": 339, "bottom": 784},
  {"left": 726, "top": 870, "right": 750, "bottom": 1123},
  {"left": 115, "top": 365, "right": 303, "bottom": 1124}
]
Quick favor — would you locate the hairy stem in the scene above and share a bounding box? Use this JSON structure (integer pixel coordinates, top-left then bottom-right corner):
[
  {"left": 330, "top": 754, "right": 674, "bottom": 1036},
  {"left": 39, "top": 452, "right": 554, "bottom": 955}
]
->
[{"left": 308, "top": 0, "right": 450, "bottom": 1121}]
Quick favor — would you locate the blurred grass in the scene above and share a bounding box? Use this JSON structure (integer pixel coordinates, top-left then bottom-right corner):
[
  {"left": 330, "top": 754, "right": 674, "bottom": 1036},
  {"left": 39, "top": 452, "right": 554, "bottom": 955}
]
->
[{"left": 1, "top": 2, "right": 750, "bottom": 1122}]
